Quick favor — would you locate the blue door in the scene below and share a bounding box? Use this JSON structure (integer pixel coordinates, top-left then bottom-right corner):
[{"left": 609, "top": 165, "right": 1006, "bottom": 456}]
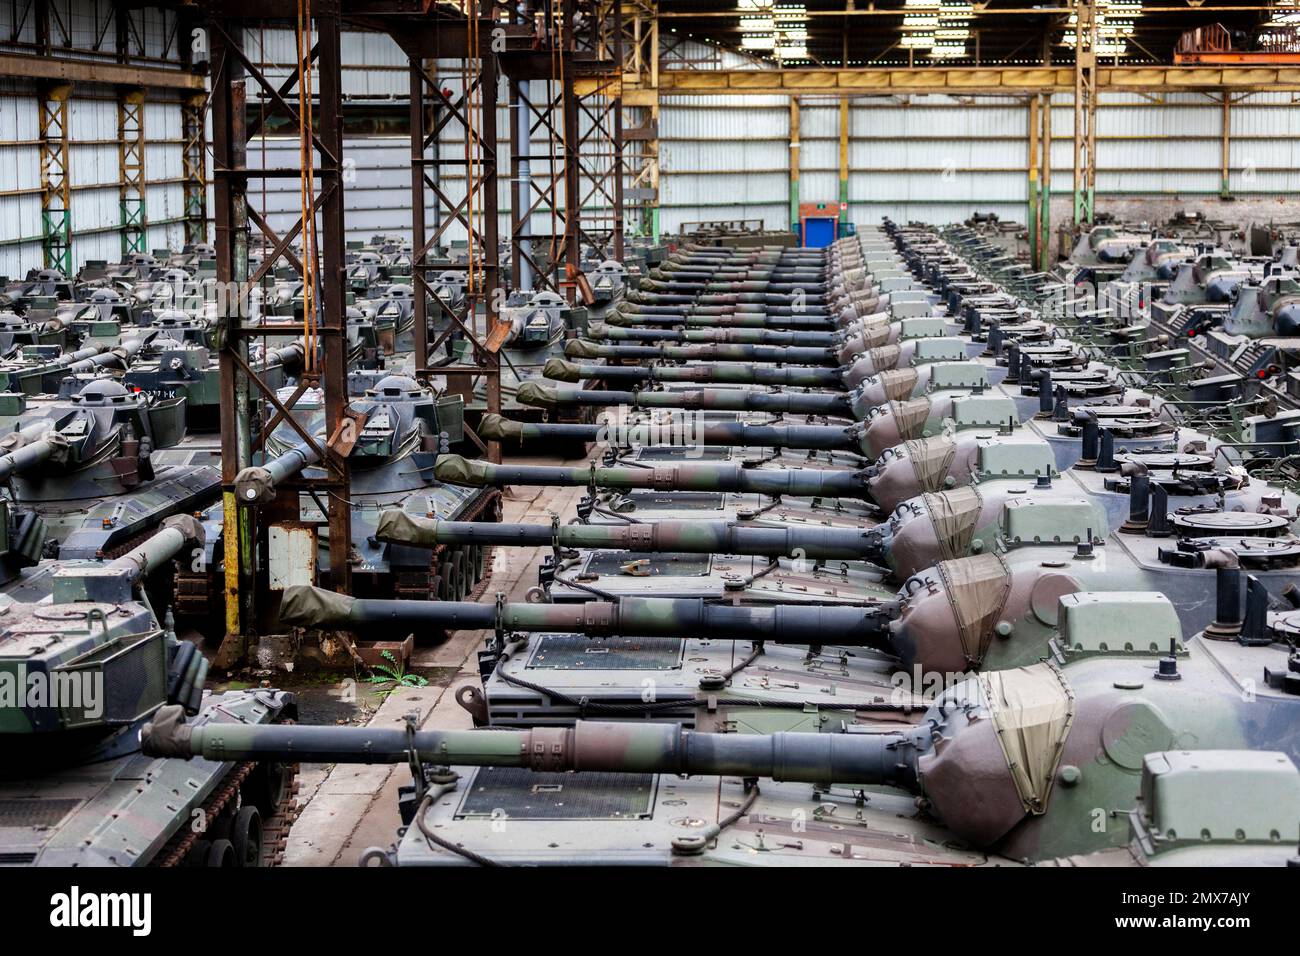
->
[{"left": 804, "top": 217, "right": 835, "bottom": 248}]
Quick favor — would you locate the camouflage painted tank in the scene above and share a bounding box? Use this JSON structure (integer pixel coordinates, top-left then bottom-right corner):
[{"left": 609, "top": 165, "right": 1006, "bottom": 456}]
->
[
  {"left": 181, "top": 376, "right": 501, "bottom": 617},
  {"left": 144, "top": 587, "right": 1299, "bottom": 867},
  {"left": 0, "top": 379, "right": 220, "bottom": 565},
  {"left": 449, "top": 289, "right": 598, "bottom": 428},
  {"left": 122, "top": 333, "right": 299, "bottom": 433},
  {"left": 0, "top": 519, "right": 300, "bottom": 866}
]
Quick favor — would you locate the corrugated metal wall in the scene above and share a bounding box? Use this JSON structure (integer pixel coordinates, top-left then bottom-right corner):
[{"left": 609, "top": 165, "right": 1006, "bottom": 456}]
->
[
  {"left": 0, "top": 1, "right": 190, "bottom": 279},
  {"left": 243, "top": 30, "right": 622, "bottom": 247},
  {"left": 5, "top": 17, "right": 1300, "bottom": 277}
]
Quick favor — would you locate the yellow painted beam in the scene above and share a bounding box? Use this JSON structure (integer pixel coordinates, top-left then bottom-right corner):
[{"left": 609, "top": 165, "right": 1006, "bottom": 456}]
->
[
  {"left": 0, "top": 52, "right": 204, "bottom": 90},
  {"left": 655, "top": 66, "right": 1300, "bottom": 96}
]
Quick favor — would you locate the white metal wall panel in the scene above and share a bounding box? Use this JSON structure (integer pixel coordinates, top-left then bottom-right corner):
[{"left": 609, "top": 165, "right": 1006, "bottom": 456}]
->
[
  {"left": 9, "top": 16, "right": 1300, "bottom": 274},
  {"left": 0, "top": 79, "right": 42, "bottom": 278}
]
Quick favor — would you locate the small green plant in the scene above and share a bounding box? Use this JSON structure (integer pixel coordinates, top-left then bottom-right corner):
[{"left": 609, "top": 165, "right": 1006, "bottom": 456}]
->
[{"left": 365, "top": 650, "right": 428, "bottom": 688}]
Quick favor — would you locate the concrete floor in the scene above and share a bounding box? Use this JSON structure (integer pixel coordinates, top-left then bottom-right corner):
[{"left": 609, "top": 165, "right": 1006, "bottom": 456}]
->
[{"left": 285, "top": 473, "right": 590, "bottom": 867}]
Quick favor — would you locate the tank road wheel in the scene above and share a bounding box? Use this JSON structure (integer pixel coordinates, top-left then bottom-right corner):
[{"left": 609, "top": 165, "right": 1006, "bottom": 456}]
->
[
  {"left": 206, "top": 839, "right": 237, "bottom": 868},
  {"left": 451, "top": 549, "right": 469, "bottom": 600},
  {"left": 184, "top": 839, "right": 212, "bottom": 868},
  {"left": 242, "top": 761, "right": 293, "bottom": 817},
  {"left": 437, "top": 565, "right": 455, "bottom": 602},
  {"left": 231, "top": 806, "right": 264, "bottom": 868}
]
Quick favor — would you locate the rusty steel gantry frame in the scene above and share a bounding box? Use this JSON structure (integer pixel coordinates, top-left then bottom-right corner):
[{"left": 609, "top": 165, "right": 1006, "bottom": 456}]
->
[
  {"left": 205, "top": 2, "right": 515, "bottom": 661},
  {"left": 182, "top": 91, "right": 210, "bottom": 246},
  {"left": 501, "top": 0, "right": 624, "bottom": 301},
  {"left": 576, "top": 0, "right": 625, "bottom": 263},
  {"left": 205, "top": 1, "right": 353, "bottom": 663},
  {"left": 620, "top": 0, "right": 659, "bottom": 238},
  {"left": 395, "top": 7, "right": 504, "bottom": 465}
]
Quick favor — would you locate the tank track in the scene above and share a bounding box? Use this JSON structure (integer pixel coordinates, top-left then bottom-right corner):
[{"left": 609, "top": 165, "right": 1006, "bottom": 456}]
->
[
  {"left": 394, "top": 487, "right": 503, "bottom": 602},
  {"left": 172, "top": 565, "right": 215, "bottom": 619},
  {"left": 149, "top": 759, "right": 300, "bottom": 867}
]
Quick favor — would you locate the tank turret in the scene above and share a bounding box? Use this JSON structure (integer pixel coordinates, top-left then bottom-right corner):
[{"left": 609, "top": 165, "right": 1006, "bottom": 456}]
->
[
  {"left": 0, "top": 378, "right": 206, "bottom": 560},
  {"left": 140, "top": 589, "right": 1300, "bottom": 863},
  {"left": 1223, "top": 274, "right": 1300, "bottom": 338},
  {"left": 1160, "top": 252, "right": 1257, "bottom": 307}
]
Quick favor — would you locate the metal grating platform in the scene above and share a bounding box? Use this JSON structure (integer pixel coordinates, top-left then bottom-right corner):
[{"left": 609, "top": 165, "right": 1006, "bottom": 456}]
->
[
  {"left": 624, "top": 491, "right": 726, "bottom": 510},
  {"left": 583, "top": 550, "right": 711, "bottom": 576},
  {"left": 635, "top": 446, "right": 731, "bottom": 461},
  {"left": 0, "top": 798, "right": 79, "bottom": 828},
  {"left": 456, "top": 768, "right": 656, "bottom": 820},
  {"left": 526, "top": 634, "right": 684, "bottom": 670}
]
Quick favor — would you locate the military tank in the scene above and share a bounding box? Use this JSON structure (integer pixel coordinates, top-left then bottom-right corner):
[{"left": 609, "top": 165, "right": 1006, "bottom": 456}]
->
[
  {"left": 142, "top": 587, "right": 1299, "bottom": 866},
  {"left": 0, "top": 379, "right": 221, "bottom": 565},
  {"left": 0, "top": 518, "right": 300, "bottom": 866},
  {"left": 449, "top": 289, "right": 603, "bottom": 441},
  {"left": 179, "top": 375, "right": 502, "bottom": 618},
  {"left": 122, "top": 334, "right": 300, "bottom": 432}
]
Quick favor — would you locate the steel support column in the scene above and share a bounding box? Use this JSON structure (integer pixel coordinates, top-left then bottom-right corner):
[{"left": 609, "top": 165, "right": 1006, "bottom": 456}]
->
[
  {"left": 210, "top": 21, "right": 254, "bottom": 653},
  {"left": 405, "top": 11, "right": 502, "bottom": 463},
  {"left": 621, "top": 0, "right": 658, "bottom": 237},
  {"left": 789, "top": 96, "right": 800, "bottom": 236},
  {"left": 1039, "top": 92, "right": 1052, "bottom": 271},
  {"left": 315, "top": 10, "right": 352, "bottom": 600},
  {"left": 117, "top": 88, "right": 148, "bottom": 257},
  {"left": 182, "top": 93, "right": 208, "bottom": 246},
  {"left": 1072, "top": 0, "right": 1097, "bottom": 225},
  {"left": 1028, "top": 94, "right": 1040, "bottom": 266},
  {"left": 560, "top": 0, "right": 582, "bottom": 299},
  {"left": 1220, "top": 91, "right": 1232, "bottom": 199},
  {"left": 39, "top": 83, "right": 72, "bottom": 275},
  {"left": 838, "top": 97, "right": 850, "bottom": 236}
]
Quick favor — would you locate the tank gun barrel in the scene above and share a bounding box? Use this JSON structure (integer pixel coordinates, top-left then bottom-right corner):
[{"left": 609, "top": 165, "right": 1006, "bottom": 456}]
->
[
  {"left": 141, "top": 707, "right": 921, "bottom": 790},
  {"left": 261, "top": 339, "right": 306, "bottom": 370},
  {"left": 71, "top": 335, "right": 145, "bottom": 372},
  {"left": 607, "top": 309, "right": 840, "bottom": 331},
  {"left": 516, "top": 383, "right": 852, "bottom": 419},
  {"left": 53, "top": 344, "right": 105, "bottom": 366},
  {"left": 544, "top": 357, "right": 845, "bottom": 389},
  {"left": 565, "top": 338, "right": 839, "bottom": 367},
  {"left": 376, "top": 511, "right": 882, "bottom": 562},
  {"left": 233, "top": 437, "right": 324, "bottom": 504},
  {"left": 277, "top": 585, "right": 896, "bottom": 648},
  {"left": 433, "top": 454, "right": 870, "bottom": 498},
  {"left": 106, "top": 514, "right": 204, "bottom": 583},
  {"left": 479, "top": 413, "right": 867, "bottom": 453},
  {"left": 0, "top": 422, "right": 63, "bottom": 482},
  {"left": 588, "top": 322, "right": 841, "bottom": 348}
]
